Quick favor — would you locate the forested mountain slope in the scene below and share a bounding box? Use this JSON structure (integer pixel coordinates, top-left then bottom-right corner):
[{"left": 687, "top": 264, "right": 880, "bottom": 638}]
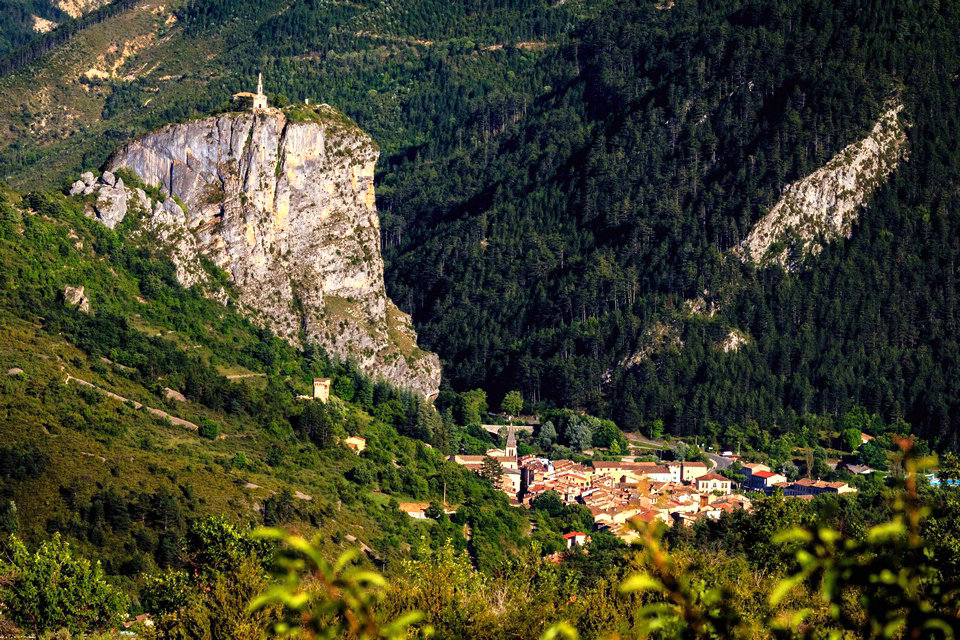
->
[
  {"left": 381, "top": 0, "right": 960, "bottom": 450},
  {"left": 0, "top": 0, "right": 114, "bottom": 59},
  {"left": 2, "top": 0, "right": 960, "bottom": 449}
]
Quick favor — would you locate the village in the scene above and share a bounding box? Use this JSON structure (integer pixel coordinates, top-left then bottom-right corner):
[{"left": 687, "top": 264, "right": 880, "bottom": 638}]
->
[{"left": 446, "top": 429, "right": 858, "bottom": 542}]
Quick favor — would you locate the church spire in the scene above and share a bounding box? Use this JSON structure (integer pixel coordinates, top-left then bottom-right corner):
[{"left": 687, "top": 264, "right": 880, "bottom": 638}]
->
[{"left": 256, "top": 72, "right": 263, "bottom": 96}]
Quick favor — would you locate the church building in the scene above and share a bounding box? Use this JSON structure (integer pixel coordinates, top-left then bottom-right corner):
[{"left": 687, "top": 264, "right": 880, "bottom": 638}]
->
[{"left": 232, "top": 73, "right": 268, "bottom": 110}]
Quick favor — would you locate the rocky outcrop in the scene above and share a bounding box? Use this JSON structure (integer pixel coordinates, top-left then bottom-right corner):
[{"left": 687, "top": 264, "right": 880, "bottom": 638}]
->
[
  {"left": 31, "top": 15, "right": 58, "bottom": 33},
  {"left": 73, "top": 104, "right": 440, "bottom": 397},
  {"left": 737, "top": 100, "right": 907, "bottom": 269},
  {"left": 63, "top": 285, "right": 90, "bottom": 313},
  {"left": 54, "top": 0, "right": 110, "bottom": 19},
  {"left": 719, "top": 329, "right": 749, "bottom": 353},
  {"left": 619, "top": 321, "right": 683, "bottom": 369},
  {"left": 71, "top": 170, "right": 151, "bottom": 228}
]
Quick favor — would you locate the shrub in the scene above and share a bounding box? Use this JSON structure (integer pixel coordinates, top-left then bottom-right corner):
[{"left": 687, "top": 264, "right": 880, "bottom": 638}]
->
[
  {"left": 0, "top": 443, "right": 48, "bottom": 480},
  {"left": 198, "top": 418, "right": 220, "bottom": 439},
  {"left": 0, "top": 534, "right": 127, "bottom": 636}
]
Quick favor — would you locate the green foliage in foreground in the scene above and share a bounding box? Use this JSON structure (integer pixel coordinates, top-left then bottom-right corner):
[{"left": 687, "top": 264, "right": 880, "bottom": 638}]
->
[
  {"left": 249, "top": 529, "right": 422, "bottom": 640},
  {"left": 0, "top": 534, "right": 127, "bottom": 636}
]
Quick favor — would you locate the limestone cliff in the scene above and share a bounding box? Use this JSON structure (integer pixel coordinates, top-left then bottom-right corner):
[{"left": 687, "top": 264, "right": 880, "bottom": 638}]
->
[
  {"left": 79, "top": 105, "right": 441, "bottom": 397},
  {"left": 737, "top": 100, "right": 907, "bottom": 269}
]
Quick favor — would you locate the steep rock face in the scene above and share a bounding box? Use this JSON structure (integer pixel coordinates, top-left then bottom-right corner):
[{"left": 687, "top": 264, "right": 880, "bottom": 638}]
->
[
  {"left": 737, "top": 100, "right": 907, "bottom": 269},
  {"left": 100, "top": 105, "right": 441, "bottom": 397}
]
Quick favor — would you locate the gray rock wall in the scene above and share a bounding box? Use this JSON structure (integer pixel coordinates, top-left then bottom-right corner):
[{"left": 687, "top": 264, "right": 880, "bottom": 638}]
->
[{"left": 77, "top": 105, "right": 440, "bottom": 397}]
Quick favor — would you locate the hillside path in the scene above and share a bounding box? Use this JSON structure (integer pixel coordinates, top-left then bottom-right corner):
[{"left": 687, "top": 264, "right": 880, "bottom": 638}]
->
[{"left": 65, "top": 374, "right": 198, "bottom": 431}]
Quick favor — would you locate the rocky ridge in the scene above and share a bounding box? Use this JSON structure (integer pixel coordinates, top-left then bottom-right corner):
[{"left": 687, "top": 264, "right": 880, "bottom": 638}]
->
[
  {"left": 737, "top": 100, "right": 907, "bottom": 269},
  {"left": 72, "top": 105, "right": 441, "bottom": 397}
]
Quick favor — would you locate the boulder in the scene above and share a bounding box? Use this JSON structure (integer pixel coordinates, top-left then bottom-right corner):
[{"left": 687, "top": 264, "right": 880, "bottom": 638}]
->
[
  {"left": 69, "top": 180, "right": 86, "bottom": 196},
  {"left": 164, "top": 387, "right": 187, "bottom": 403},
  {"left": 101, "top": 170, "right": 116, "bottom": 186},
  {"left": 81, "top": 171, "right": 95, "bottom": 186},
  {"left": 93, "top": 186, "right": 128, "bottom": 229},
  {"left": 134, "top": 187, "right": 151, "bottom": 212},
  {"left": 63, "top": 285, "right": 90, "bottom": 313},
  {"left": 153, "top": 198, "right": 187, "bottom": 226},
  {"left": 6, "top": 367, "right": 24, "bottom": 376}
]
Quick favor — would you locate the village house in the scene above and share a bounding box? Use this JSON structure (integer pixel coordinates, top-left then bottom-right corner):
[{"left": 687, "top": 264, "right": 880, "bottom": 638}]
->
[
  {"left": 840, "top": 462, "right": 876, "bottom": 475},
  {"left": 695, "top": 473, "right": 733, "bottom": 495},
  {"left": 564, "top": 532, "right": 591, "bottom": 548},
  {"left": 662, "top": 484, "right": 702, "bottom": 505},
  {"left": 681, "top": 461, "right": 709, "bottom": 482},
  {"left": 612, "top": 508, "right": 670, "bottom": 541},
  {"left": 748, "top": 470, "right": 787, "bottom": 492},
  {"left": 713, "top": 494, "right": 753, "bottom": 512},
  {"left": 398, "top": 502, "right": 457, "bottom": 519},
  {"left": 740, "top": 462, "right": 771, "bottom": 479},
  {"left": 124, "top": 614, "right": 154, "bottom": 629},
  {"left": 590, "top": 460, "right": 638, "bottom": 483},
  {"left": 661, "top": 463, "right": 683, "bottom": 483},
  {"left": 449, "top": 454, "right": 487, "bottom": 472},
  {"left": 500, "top": 468, "right": 522, "bottom": 499},
  {"left": 589, "top": 508, "right": 617, "bottom": 529},
  {"left": 397, "top": 502, "right": 431, "bottom": 519},
  {"left": 657, "top": 497, "right": 699, "bottom": 518},
  {"left": 783, "top": 478, "right": 857, "bottom": 497}
]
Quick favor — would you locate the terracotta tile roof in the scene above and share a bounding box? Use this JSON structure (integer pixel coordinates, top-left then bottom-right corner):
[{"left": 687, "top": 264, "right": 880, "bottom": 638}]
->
[
  {"left": 397, "top": 502, "right": 431, "bottom": 512},
  {"left": 698, "top": 473, "right": 729, "bottom": 482},
  {"left": 453, "top": 455, "right": 488, "bottom": 463},
  {"left": 639, "top": 465, "right": 671, "bottom": 474}
]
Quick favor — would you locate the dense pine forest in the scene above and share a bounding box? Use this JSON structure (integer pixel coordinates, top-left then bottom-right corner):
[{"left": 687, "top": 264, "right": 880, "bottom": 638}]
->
[{"left": 378, "top": 0, "right": 960, "bottom": 451}]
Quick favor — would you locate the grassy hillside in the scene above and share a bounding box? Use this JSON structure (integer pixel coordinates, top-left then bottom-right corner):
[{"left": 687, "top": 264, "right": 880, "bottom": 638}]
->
[{"left": 0, "top": 186, "right": 557, "bottom": 607}]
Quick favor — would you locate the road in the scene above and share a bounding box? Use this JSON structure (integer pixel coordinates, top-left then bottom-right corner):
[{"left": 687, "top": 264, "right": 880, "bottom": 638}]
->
[{"left": 707, "top": 453, "right": 734, "bottom": 471}]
